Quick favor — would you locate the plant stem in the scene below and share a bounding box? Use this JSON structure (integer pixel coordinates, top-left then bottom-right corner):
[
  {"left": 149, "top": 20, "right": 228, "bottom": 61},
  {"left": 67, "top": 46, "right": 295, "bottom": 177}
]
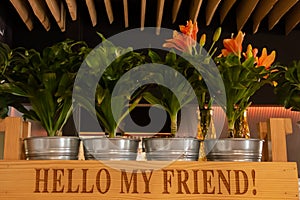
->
[
  {"left": 170, "top": 113, "right": 178, "bottom": 137},
  {"left": 227, "top": 119, "right": 235, "bottom": 138}
]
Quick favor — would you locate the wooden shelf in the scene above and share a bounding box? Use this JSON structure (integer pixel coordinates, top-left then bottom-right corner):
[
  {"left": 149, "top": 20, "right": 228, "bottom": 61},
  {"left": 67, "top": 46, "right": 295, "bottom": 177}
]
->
[{"left": 0, "top": 160, "right": 298, "bottom": 199}]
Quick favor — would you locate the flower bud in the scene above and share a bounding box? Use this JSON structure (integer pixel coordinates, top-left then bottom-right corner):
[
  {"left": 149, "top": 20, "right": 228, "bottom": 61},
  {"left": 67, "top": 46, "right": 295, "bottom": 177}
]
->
[
  {"left": 200, "top": 34, "right": 206, "bottom": 47},
  {"left": 246, "top": 44, "right": 253, "bottom": 58},
  {"left": 213, "top": 27, "right": 222, "bottom": 42}
]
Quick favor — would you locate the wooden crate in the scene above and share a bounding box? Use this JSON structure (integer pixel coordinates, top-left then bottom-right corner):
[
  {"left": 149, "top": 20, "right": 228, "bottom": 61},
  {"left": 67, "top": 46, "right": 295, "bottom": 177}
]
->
[{"left": 0, "top": 160, "right": 298, "bottom": 199}]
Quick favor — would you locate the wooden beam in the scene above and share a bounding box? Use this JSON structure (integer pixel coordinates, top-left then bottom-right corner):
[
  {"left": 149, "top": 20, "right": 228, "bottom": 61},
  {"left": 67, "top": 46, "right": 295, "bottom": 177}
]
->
[
  {"left": 10, "top": 0, "right": 34, "bottom": 31},
  {"left": 104, "top": 0, "right": 114, "bottom": 24},
  {"left": 65, "top": 0, "right": 77, "bottom": 21},
  {"left": 156, "top": 0, "right": 165, "bottom": 35},
  {"left": 141, "top": 0, "right": 146, "bottom": 30},
  {"left": 268, "top": 0, "right": 298, "bottom": 30},
  {"left": 172, "top": 0, "right": 182, "bottom": 23},
  {"left": 252, "top": 0, "right": 278, "bottom": 34},
  {"left": 28, "top": 0, "right": 51, "bottom": 31},
  {"left": 285, "top": 2, "right": 300, "bottom": 35},
  {"left": 45, "top": 0, "right": 66, "bottom": 32},
  {"left": 219, "top": 0, "right": 236, "bottom": 24},
  {"left": 123, "top": 0, "right": 129, "bottom": 28},
  {"left": 45, "top": 0, "right": 60, "bottom": 23},
  {"left": 206, "top": 0, "right": 221, "bottom": 26},
  {"left": 189, "top": 0, "right": 203, "bottom": 23},
  {"left": 85, "top": 0, "right": 97, "bottom": 27},
  {"left": 59, "top": 0, "right": 66, "bottom": 32},
  {"left": 236, "top": 0, "right": 259, "bottom": 31}
]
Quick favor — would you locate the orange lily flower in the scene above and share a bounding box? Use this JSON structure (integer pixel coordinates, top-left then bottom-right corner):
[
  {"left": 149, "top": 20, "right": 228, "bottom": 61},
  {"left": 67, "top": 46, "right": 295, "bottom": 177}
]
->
[
  {"left": 221, "top": 31, "right": 244, "bottom": 57},
  {"left": 179, "top": 20, "right": 198, "bottom": 41},
  {"left": 256, "top": 48, "right": 276, "bottom": 69},
  {"left": 163, "top": 31, "right": 195, "bottom": 54}
]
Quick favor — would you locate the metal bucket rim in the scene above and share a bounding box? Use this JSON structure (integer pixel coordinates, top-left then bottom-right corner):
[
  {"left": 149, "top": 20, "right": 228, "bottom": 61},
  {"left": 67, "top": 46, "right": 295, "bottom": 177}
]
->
[
  {"left": 205, "top": 138, "right": 264, "bottom": 142},
  {"left": 24, "top": 136, "right": 80, "bottom": 141},
  {"left": 143, "top": 137, "right": 201, "bottom": 141},
  {"left": 81, "top": 137, "right": 140, "bottom": 142}
]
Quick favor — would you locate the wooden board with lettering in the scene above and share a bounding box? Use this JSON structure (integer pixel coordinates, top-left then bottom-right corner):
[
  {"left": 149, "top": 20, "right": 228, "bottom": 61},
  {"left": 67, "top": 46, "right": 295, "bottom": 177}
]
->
[{"left": 0, "top": 161, "right": 298, "bottom": 199}]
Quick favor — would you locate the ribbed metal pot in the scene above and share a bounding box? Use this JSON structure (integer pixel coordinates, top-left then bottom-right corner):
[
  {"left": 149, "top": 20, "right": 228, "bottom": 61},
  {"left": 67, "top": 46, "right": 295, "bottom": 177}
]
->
[
  {"left": 143, "top": 137, "right": 201, "bottom": 161},
  {"left": 204, "top": 138, "right": 264, "bottom": 162},
  {"left": 24, "top": 136, "right": 80, "bottom": 160},
  {"left": 82, "top": 137, "right": 140, "bottom": 160}
]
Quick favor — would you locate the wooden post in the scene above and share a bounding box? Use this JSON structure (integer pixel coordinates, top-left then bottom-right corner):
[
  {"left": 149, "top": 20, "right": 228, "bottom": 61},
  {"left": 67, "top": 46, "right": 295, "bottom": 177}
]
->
[
  {"left": 267, "top": 118, "right": 293, "bottom": 162},
  {"left": 0, "top": 117, "right": 31, "bottom": 160}
]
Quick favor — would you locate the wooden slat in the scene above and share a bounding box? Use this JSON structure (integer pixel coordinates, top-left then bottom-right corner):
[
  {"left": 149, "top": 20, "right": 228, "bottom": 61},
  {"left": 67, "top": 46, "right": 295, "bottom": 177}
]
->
[
  {"left": 0, "top": 161, "right": 298, "bottom": 199},
  {"left": 45, "top": 0, "right": 66, "bottom": 32},
  {"left": 65, "top": 0, "right": 77, "bottom": 21},
  {"left": 45, "top": 0, "right": 60, "bottom": 23},
  {"left": 141, "top": 0, "right": 146, "bottom": 30},
  {"left": 85, "top": 0, "right": 97, "bottom": 27},
  {"left": 268, "top": 0, "right": 298, "bottom": 30},
  {"left": 123, "top": 0, "right": 129, "bottom": 28},
  {"left": 10, "top": 0, "right": 34, "bottom": 31},
  {"left": 285, "top": 2, "right": 300, "bottom": 34},
  {"left": 236, "top": 0, "right": 259, "bottom": 31},
  {"left": 172, "top": 0, "right": 182, "bottom": 23},
  {"left": 104, "top": 0, "right": 114, "bottom": 24},
  {"left": 189, "top": 0, "right": 203, "bottom": 23},
  {"left": 219, "top": 0, "right": 236, "bottom": 24},
  {"left": 205, "top": 0, "right": 221, "bottom": 26},
  {"left": 252, "top": 0, "right": 278, "bottom": 34},
  {"left": 156, "top": 0, "right": 165, "bottom": 35},
  {"left": 28, "top": 0, "right": 51, "bottom": 31},
  {"left": 59, "top": 0, "right": 66, "bottom": 32}
]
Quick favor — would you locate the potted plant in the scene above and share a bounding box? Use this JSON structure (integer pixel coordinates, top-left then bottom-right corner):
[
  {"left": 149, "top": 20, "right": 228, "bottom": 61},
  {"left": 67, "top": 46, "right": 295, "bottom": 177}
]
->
[
  {"left": 74, "top": 34, "right": 146, "bottom": 160},
  {"left": 142, "top": 50, "right": 201, "bottom": 161},
  {"left": 205, "top": 31, "right": 279, "bottom": 161},
  {"left": 142, "top": 20, "right": 221, "bottom": 161},
  {"left": 0, "top": 39, "right": 90, "bottom": 160}
]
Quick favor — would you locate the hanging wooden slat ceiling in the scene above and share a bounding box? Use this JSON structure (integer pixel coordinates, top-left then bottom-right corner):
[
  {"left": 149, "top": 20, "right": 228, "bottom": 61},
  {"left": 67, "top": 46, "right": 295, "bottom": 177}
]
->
[{"left": 8, "top": 0, "right": 300, "bottom": 34}]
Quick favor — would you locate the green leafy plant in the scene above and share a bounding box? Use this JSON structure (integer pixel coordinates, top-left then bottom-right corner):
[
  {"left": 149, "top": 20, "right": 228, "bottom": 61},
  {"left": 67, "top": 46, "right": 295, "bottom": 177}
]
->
[
  {"left": 74, "top": 34, "right": 146, "bottom": 137},
  {"left": 143, "top": 50, "right": 196, "bottom": 136},
  {"left": 215, "top": 31, "right": 279, "bottom": 137},
  {"left": 275, "top": 60, "right": 300, "bottom": 111},
  {"left": 0, "top": 40, "right": 90, "bottom": 136}
]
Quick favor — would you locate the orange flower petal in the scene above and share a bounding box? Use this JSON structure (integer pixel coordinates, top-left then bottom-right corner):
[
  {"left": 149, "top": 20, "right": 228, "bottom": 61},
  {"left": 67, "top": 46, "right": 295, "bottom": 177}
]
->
[{"left": 222, "top": 31, "right": 244, "bottom": 57}]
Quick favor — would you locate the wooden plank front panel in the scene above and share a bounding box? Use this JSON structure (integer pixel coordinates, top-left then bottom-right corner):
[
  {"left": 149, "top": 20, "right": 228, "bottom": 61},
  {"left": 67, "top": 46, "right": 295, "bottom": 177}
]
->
[{"left": 0, "top": 161, "right": 298, "bottom": 199}]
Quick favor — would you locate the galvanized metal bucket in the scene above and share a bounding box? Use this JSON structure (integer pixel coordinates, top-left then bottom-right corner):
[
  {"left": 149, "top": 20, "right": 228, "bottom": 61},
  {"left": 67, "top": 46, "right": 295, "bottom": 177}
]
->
[
  {"left": 204, "top": 138, "right": 264, "bottom": 161},
  {"left": 143, "top": 137, "right": 201, "bottom": 161},
  {"left": 24, "top": 136, "right": 80, "bottom": 160},
  {"left": 82, "top": 137, "right": 140, "bottom": 160}
]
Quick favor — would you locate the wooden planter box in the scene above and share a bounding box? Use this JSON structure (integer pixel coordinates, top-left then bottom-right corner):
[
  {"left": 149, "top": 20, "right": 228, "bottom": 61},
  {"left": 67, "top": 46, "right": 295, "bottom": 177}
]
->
[{"left": 0, "top": 160, "right": 298, "bottom": 199}]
